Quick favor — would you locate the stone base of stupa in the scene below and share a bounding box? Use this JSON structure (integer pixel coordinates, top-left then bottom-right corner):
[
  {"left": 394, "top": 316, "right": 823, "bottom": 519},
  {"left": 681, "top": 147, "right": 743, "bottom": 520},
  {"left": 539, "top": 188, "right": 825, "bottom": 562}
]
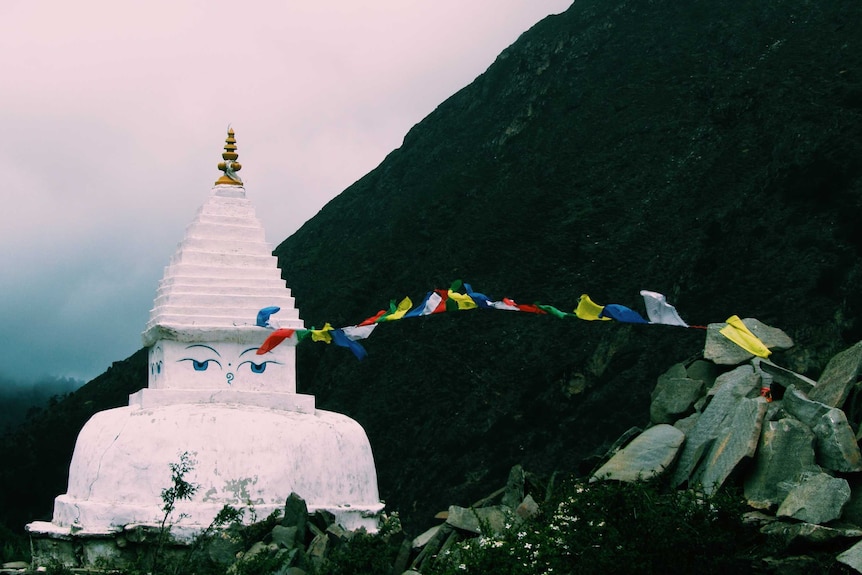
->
[{"left": 27, "top": 396, "right": 384, "bottom": 568}]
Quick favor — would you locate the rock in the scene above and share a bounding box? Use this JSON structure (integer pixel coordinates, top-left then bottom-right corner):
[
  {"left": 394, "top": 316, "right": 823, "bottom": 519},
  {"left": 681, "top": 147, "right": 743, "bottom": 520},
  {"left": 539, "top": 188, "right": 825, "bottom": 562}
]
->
[
  {"left": 809, "top": 341, "right": 862, "bottom": 408},
  {"left": 760, "top": 521, "right": 858, "bottom": 548},
  {"left": 755, "top": 358, "right": 816, "bottom": 395},
  {"left": 764, "top": 555, "right": 835, "bottom": 575},
  {"left": 703, "top": 318, "right": 793, "bottom": 365},
  {"left": 812, "top": 408, "right": 862, "bottom": 472},
  {"left": 325, "top": 522, "right": 349, "bottom": 545},
  {"left": 516, "top": 494, "right": 539, "bottom": 521},
  {"left": 684, "top": 360, "right": 721, "bottom": 390},
  {"left": 703, "top": 323, "right": 754, "bottom": 365},
  {"left": 204, "top": 526, "right": 246, "bottom": 566},
  {"left": 743, "top": 319, "right": 795, "bottom": 351},
  {"left": 412, "top": 525, "right": 441, "bottom": 548},
  {"left": 501, "top": 464, "right": 526, "bottom": 509},
  {"left": 673, "top": 412, "right": 700, "bottom": 435},
  {"left": 271, "top": 525, "right": 300, "bottom": 550},
  {"left": 660, "top": 363, "right": 688, "bottom": 381},
  {"left": 782, "top": 385, "right": 832, "bottom": 427},
  {"left": 446, "top": 505, "right": 509, "bottom": 535},
  {"left": 776, "top": 471, "right": 851, "bottom": 524},
  {"left": 309, "top": 509, "right": 335, "bottom": 533},
  {"left": 744, "top": 418, "right": 817, "bottom": 509},
  {"left": 283, "top": 492, "right": 308, "bottom": 540},
  {"left": 671, "top": 365, "right": 759, "bottom": 487},
  {"left": 307, "top": 533, "right": 328, "bottom": 567},
  {"left": 591, "top": 424, "right": 684, "bottom": 483},
  {"left": 838, "top": 539, "right": 862, "bottom": 573},
  {"left": 840, "top": 479, "right": 862, "bottom": 528},
  {"left": 689, "top": 395, "right": 768, "bottom": 494},
  {"left": 649, "top": 376, "right": 705, "bottom": 424}
]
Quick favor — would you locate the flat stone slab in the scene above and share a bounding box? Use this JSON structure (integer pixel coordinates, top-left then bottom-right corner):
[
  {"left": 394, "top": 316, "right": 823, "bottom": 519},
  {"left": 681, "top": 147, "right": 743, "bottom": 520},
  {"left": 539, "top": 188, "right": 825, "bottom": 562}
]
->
[
  {"left": 809, "top": 341, "right": 862, "bottom": 408},
  {"left": 690, "top": 395, "right": 768, "bottom": 494},
  {"left": 704, "top": 318, "right": 793, "bottom": 365},
  {"left": 591, "top": 424, "right": 685, "bottom": 483},
  {"left": 776, "top": 471, "right": 851, "bottom": 525},
  {"left": 649, "top": 377, "right": 704, "bottom": 425},
  {"left": 813, "top": 408, "right": 862, "bottom": 472},
  {"left": 671, "top": 365, "right": 759, "bottom": 487},
  {"left": 744, "top": 418, "right": 817, "bottom": 510}
]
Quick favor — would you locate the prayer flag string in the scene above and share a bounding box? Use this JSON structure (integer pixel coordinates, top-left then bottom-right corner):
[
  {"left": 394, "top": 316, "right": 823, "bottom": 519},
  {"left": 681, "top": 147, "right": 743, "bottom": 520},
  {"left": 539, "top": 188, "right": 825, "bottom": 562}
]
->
[{"left": 255, "top": 281, "right": 764, "bottom": 360}]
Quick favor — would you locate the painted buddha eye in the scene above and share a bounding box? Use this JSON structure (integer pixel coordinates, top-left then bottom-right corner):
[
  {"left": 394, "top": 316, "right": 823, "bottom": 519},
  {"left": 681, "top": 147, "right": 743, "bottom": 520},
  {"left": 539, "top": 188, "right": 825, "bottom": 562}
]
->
[
  {"left": 180, "top": 358, "right": 222, "bottom": 371},
  {"left": 238, "top": 360, "right": 275, "bottom": 374}
]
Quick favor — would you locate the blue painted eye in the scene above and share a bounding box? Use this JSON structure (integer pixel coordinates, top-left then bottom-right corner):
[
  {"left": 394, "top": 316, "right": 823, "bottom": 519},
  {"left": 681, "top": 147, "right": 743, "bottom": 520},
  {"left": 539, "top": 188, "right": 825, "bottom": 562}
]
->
[
  {"left": 180, "top": 358, "right": 222, "bottom": 371},
  {"left": 239, "top": 360, "right": 276, "bottom": 374}
]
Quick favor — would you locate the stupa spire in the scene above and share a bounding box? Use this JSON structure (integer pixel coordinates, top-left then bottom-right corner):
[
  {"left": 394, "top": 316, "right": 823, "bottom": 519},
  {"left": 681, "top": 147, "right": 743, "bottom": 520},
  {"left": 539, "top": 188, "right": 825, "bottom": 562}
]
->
[{"left": 215, "top": 127, "right": 243, "bottom": 185}]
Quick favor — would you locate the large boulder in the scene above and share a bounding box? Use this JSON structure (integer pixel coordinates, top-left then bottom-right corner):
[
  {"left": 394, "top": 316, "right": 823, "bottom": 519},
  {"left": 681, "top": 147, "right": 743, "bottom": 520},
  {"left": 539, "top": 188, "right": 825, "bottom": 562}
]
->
[
  {"left": 591, "top": 424, "right": 685, "bottom": 483},
  {"left": 809, "top": 341, "right": 862, "bottom": 408},
  {"left": 671, "top": 366, "right": 760, "bottom": 487},
  {"left": 744, "top": 418, "right": 817, "bottom": 510},
  {"left": 775, "top": 471, "right": 851, "bottom": 525}
]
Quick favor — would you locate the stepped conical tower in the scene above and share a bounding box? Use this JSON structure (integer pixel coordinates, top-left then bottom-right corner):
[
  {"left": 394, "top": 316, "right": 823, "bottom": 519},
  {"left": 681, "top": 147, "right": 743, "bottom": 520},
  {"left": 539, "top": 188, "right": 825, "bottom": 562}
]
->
[{"left": 27, "top": 129, "right": 384, "bottom": 569}]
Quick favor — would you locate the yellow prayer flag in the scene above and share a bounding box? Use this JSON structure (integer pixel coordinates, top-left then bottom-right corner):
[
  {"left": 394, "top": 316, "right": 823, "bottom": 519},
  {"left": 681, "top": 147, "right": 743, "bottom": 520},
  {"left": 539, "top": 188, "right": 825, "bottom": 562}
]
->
[
  {"left": 575, "top": 294, "right": 612, "bottom": 321},
  {"left": 448, "top": 291, "right": 478, "bottom": 310},
  {"left": 381, "top": 297, "right": 413, "bottom": 322},
  {"left": 310, "top": 322, "right": 334, "bottom": 343},
  {"left": 719, "top": 315, "right": 771, "bottom": 358}
]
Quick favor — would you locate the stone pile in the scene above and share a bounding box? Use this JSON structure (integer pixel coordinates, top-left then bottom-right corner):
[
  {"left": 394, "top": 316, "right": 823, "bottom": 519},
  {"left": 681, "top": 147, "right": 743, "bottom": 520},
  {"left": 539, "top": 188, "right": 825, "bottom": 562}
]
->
[
  {"left": 207, "top": 465, "right": 540, "bottom": 575},
  {"left": 590, "top": 318, "right": 862, "bottom": 572}
]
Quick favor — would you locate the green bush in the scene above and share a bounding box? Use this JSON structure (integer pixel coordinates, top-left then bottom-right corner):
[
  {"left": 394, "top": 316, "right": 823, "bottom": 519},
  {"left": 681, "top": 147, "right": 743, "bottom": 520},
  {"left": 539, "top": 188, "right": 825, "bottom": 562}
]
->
[{"left": 317, "top": 515, "right": 405, "bottom": 575}]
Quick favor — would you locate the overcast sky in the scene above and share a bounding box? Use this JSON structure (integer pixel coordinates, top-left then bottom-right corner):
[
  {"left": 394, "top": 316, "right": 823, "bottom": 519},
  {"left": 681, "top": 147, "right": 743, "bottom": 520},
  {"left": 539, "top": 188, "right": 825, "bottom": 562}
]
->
[{"left": 1, "top": 1, "right": 572, "bottom": 384}]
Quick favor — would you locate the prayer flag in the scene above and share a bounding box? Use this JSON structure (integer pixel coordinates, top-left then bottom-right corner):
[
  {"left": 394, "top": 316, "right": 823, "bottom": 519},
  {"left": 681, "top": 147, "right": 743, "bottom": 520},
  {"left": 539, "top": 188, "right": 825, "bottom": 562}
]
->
[
  {"left": 379, "top": 297, "right": 413, "bottom": 322},
  {"left": 331, "top": 329, "right": 369, "bottom": 360},
  {"left": 719, "top": 315, "right": 772, "bottom": 358},
  {"left": 639, "top": 290, "right": 689, "bottom": 327},
  {"left": 536, "top": 303, "right": 574, "bottom": 319},
  {"left": 404, "top": 292, "right": 435, "bottom": 318},
  {"left": 256, "top": 306, "right": 281, "bottom": 327},
  {"left": 447, "top": 291, "right": 478, "bottom": 310},
  {"left": 311, "top": 323, "right": 334, "bottom": 343},
  {"left": 358, "top": 310, "right": 387, "bottom": 326},
  {"left": 464, "top": 284, "right": 492, "bottom": 308},
  {"left": 256, "top": 328, "right": 295, "bottom": 354},
  {"left": 342, "top": 324, "right": 377, "bottom": 340},
  {"left": 575, "top": 294, "right": 612, "bottom": 321},
  {"left": 600, "top": 304, "right": 649, "bottom": 324},
  {"left": 489, "top": 299, "right": 520, "bottom": 311}
]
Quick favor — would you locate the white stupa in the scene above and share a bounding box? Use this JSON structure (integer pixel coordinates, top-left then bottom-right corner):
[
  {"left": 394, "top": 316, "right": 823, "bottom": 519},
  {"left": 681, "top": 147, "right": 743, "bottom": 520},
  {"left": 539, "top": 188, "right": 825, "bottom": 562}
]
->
[{"left": 28, "top": 130, "right": 383, "bottom": 564}]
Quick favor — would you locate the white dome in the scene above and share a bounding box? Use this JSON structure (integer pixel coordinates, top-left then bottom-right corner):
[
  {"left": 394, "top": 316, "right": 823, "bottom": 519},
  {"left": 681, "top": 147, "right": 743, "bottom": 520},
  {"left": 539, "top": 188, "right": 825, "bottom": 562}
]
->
[{"left": 36, "top": 402, "right": 382, "bottom": 537}]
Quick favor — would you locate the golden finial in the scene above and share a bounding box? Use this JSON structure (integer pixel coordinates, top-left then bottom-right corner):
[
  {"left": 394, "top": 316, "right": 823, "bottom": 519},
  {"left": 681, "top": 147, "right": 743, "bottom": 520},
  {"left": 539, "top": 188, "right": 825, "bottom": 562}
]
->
[{"left": 215, "top": 127, "right": 243, "bottom": 185}]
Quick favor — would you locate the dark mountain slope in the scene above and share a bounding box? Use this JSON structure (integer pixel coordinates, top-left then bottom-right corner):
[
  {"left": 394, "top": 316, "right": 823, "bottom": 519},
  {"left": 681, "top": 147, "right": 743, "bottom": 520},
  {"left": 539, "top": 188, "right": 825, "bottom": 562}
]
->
[
  {"left": 274, "top": 0, "right": 862, "bottom": 532},
  {"left": 0, "top": 350, "right": 147, "bottom": 534}
]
